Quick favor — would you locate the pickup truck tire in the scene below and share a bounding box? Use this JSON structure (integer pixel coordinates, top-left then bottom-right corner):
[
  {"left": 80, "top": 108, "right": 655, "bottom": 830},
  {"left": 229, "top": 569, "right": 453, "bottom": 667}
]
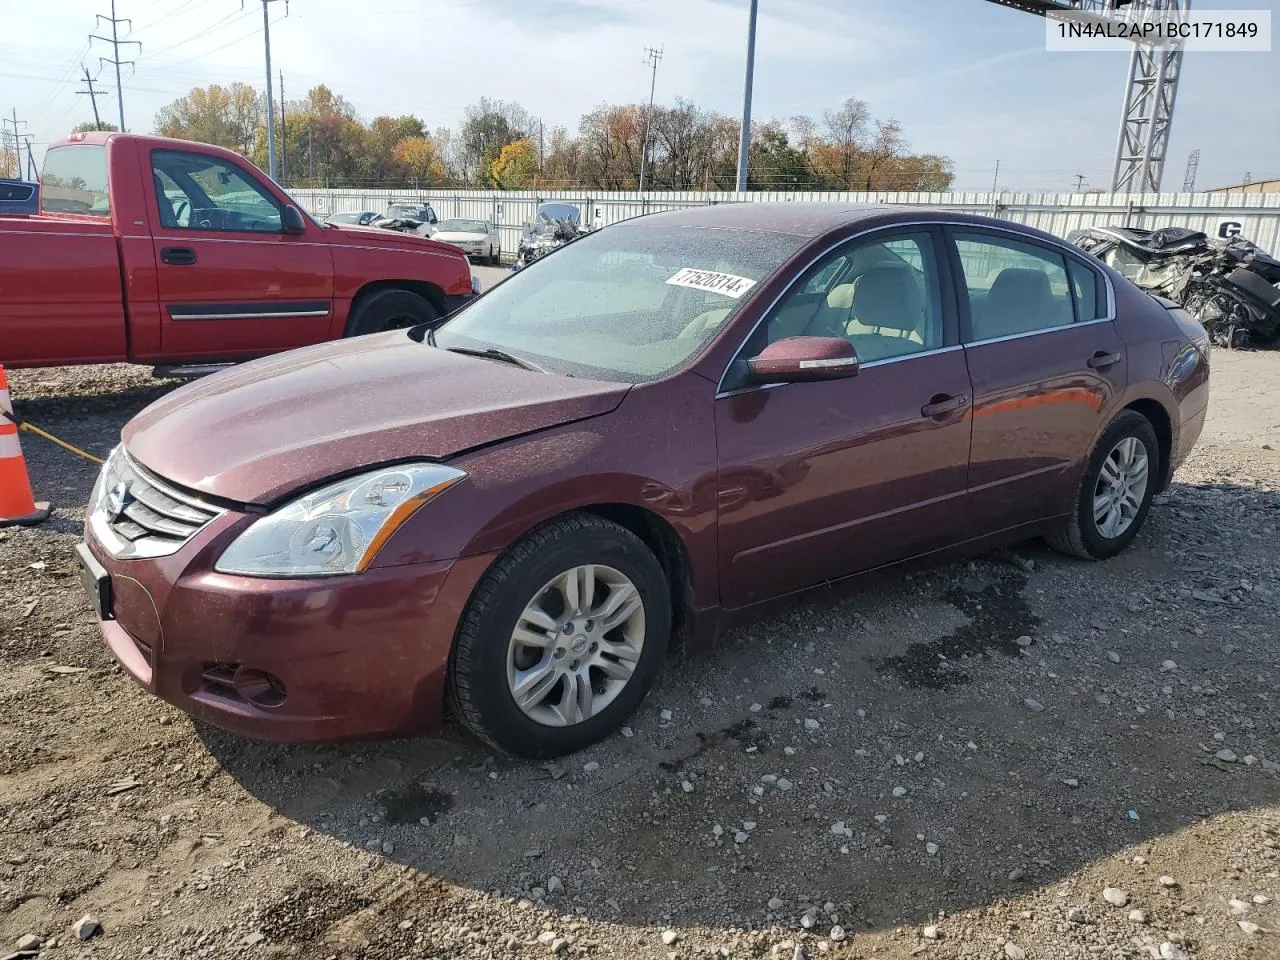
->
[{"left": 345, "top": 288, "right": 438, "bottom": 337}]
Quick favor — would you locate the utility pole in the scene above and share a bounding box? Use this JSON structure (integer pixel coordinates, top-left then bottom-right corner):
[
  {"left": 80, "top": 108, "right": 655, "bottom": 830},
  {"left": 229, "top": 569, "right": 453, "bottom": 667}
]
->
[
  {"left": 247, "top": 0, "right": 290, "bottom": 182},
  {"left": 278, "top": 69, "right": 286, "bottom": 185},
  {"left": 1, "top": 113, "right": 27, "bottom": 179},
  {"left": 735, "top": 0, "right": 759, "bottom": 193},
  {"left": 1073, "top": 173, "right": 1086, "bottom": 192},
  {"left": 1181, "top": 148, "right": 1199, "bottom": 191},
  {"left": 91, "top": 0, "right": 140, "bottom": 132},
  {"left": 638, "top": 46, "right": 662, "bottom": 194},
  {"left": 77, "top": 66, "right": 107, "bottom": 131}
]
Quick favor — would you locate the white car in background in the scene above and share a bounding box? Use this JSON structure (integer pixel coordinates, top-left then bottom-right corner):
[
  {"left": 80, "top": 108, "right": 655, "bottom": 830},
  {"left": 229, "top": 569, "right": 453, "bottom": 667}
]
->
[{"left": 431, "top": 218, "right": 502, "bottom": 265}]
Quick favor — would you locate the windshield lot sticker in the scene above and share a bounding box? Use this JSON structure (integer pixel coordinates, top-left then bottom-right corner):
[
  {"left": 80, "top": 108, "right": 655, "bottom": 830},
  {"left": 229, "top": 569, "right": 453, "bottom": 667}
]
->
[{"left": 666, "top": 268, "right": 758, "bottom": 299}]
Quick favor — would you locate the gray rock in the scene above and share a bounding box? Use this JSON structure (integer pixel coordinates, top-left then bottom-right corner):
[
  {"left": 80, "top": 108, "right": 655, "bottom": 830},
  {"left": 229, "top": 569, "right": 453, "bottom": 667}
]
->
[
  {"left": 1159, "top": 943, "right": 1190, "bottom": 960},
  {"left": 546, "top": 876, "right": 564, "bottom": 895},
  {"left": 829, "top": 926, "right": 846, "bottom": 942},
  {"left": 550, "top": 938, "right": 570, "bottom": 954},
  {"left": 1004, "top": 943, "right": 1027, "bottom": 960},
  {"left": 735, "top": 831, "right": 749, "bottom": 844},
  {"left": 1068, "top": 906, "right": 1087, "bottom": 924},
  {"left": 1103, "top": 887, "right": 1129, "bottom": 907},
  {"left": 1129, "top": 909, "right": 1147, "bottom": 924},
  {"left": 659, "top": 709, "right": 674, "bottom": 721},
  {"left": 1008, "top": 867, "right": 1027, "bottom": 882},
  {"left": 582, "top": 761, "right": 600, "bottom": 773},
  {"left": 1160, "top": 660, "right": 1178, "bottom": 672},
  {"left": 72, "top": 916, "right": 101, "bottom": 941},
  {"left": 1024, "top": 698, "right": 1045, "bottom": 713},
  {"left": 537, "top": 931, "right": 558, "bottom": 946},
  {"left": 1254, "top": 895, "right": 1273, "bottom": 905},
  {"left": 1215, "top": 748, "right": 1238, "bottom": 763},
  {"left": 1237, "top": 921, "right": 1263, "bottom": 935},
  {"left": 922, "top": 925, "right": 942, "bottom": 940},
  {"left": 662, "top": 930, "right": 680, "bottom": 945},
  {"left": 768, "top": 897, "right": 785, "bottom": 911},
  {"left": 16, "top": 934, "right": 41, "bottom": 951},
  {"left": 776, "top": 778, "right": 794, "bottom": 792},
  {"left": 1107, "top": 651, "right": 1122, "bottom": 663},
  {"left": 800, "top": 913, "right": 816, "bottom": 930},
  {"left": 892, "top": 786, "right": 908, "bottom": 798},
  {"left": 242, "top": 932, "right": 266, "bottom": 946},
  {"left": 1159, "top": 875, "right": 1178, "bottom": 887},
  {"left": 791, "top": 946, "right": 806, "bottom": 960},
  {"left": 804, "top": 718, "right": 821, "bottom": 731},
  {"left": 1014, "top": 635, "right": 1033, "bottom": 648}
]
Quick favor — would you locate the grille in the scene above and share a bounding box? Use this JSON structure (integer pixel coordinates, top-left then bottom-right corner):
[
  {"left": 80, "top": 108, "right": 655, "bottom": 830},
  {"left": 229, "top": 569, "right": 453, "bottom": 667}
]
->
[{"left": 90, "top": 449, "right": 224, "bottom": 559}]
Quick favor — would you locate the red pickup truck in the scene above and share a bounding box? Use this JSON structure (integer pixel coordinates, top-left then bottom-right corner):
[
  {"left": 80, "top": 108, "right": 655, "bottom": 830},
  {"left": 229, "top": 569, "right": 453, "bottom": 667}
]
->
[{"left": 0, "top": 131, "right": 476, "bottom": 370}]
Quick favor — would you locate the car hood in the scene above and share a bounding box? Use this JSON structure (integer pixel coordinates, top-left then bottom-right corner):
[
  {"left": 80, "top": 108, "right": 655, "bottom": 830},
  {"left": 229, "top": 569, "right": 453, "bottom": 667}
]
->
[
  {"left": 434, "top": 231, "right": 487, "bottom": 242},
  {"left": 330, "top": 223, "right": 445, "bottom": 248},
  {"left": 123, "top": 334, "right": 631, "bottom": 505}
]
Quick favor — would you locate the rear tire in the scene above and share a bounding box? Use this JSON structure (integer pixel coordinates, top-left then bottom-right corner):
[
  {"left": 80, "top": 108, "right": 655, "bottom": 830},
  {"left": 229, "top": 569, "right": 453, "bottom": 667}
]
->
[
  {"left": 1046, "top": 410, "right": 1159, "bottom": 560},
  {"left": 344, "top": 288, "right": 438, "bottom": 337},
  {"left": 448, "top": 513, "right": 670, "bottom": 758}
]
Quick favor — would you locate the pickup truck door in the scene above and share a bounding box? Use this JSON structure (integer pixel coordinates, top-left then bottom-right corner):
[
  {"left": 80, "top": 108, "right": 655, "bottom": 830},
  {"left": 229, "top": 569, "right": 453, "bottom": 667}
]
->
[{"left": 146, "top": 146, "right": 335, "bottom": 361}]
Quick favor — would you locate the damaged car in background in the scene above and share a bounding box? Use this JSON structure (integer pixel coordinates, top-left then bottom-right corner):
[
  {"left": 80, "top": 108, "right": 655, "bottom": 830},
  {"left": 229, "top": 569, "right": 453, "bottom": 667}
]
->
[
  {"left": 1069, "top": 225, "right": 1280, "bottom": 348},
  {"left": 513, "top": 202, "right": 586, "bottom": 268}
]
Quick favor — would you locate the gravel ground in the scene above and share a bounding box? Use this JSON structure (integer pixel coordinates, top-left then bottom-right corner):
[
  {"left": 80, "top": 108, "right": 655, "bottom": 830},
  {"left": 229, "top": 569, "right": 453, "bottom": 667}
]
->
[{"left": 1, "top": 344, "right": 1277, "bottom": 960}]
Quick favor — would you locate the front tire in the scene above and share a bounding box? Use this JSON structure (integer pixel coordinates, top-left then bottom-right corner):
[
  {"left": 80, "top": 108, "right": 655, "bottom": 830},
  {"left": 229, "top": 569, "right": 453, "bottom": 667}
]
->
[
  {"left": 344, "top": 288, "right": 438, "bottom": 337},
  {"left": 448, "top": 514, "right": 670, "bottom": 758},
  {"left": 1046, "top": 410, "right": 1159, "bottom": 560}
]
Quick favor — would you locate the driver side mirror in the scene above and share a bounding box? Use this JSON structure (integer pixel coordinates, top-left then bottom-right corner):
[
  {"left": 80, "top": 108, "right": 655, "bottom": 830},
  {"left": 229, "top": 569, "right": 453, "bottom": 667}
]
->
[
  {"left": 281, "top": 204, "right": 307, "bottom": 234},
  {"left": 746, "top": 336, "right": 860, "bottom": 384}
]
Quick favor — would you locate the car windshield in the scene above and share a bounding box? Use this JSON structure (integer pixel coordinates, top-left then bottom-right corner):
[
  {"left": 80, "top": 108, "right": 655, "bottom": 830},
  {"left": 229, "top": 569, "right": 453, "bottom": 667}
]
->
[
  {"left": 439, "top": 219, "right": 487, "bottom": 233},
  {"left": 433, "top": 223, "right": 807, "bottom": 383},
  {"left": 386, "top": 204, "right": 421, "bottom": 218},
  {"left": 328, "top": 212, "right": 359, "bottom": 224}
]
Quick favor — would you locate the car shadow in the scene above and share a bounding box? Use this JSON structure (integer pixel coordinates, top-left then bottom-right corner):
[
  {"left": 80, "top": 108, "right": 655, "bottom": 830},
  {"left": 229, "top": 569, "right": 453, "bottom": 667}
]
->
[{"left": 196, "top": 477, "right": 1280, "bottom": 942}]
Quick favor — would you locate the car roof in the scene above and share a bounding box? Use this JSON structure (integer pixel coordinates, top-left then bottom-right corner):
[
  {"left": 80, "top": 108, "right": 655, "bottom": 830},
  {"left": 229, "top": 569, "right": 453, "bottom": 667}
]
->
[{"left": 611, "top": 202, "right": 1082, "bottom": 250}]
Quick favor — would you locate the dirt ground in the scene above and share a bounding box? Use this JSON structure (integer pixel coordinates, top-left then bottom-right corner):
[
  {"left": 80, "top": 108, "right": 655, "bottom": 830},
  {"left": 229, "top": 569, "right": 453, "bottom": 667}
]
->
[{"left": 1, "top": 346, "right": 1277, "bottom": 960}]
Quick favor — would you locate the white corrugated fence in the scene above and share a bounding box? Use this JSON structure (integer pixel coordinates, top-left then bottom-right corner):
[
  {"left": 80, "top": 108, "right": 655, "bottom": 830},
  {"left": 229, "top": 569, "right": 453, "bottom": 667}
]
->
[{"left": 286, "top": 187, "right": 1280, "bottom": 255}]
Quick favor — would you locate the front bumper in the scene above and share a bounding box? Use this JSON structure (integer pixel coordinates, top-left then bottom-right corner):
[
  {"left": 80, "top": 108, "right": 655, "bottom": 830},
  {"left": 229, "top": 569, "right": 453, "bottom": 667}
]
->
[{"left": 82, "top": 511, "right": 496, "bottom": 743}]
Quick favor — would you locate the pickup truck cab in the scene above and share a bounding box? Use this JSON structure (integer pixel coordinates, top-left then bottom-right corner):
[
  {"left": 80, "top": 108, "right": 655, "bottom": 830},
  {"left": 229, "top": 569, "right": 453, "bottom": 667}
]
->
[{"left": 1, "top": 132, "right": 475, "bottom": 369}]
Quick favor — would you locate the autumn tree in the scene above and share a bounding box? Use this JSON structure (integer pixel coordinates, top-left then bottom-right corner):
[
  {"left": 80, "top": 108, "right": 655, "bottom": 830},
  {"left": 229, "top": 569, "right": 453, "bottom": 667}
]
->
[
  {"left": 490, "top": 138, "right": 538, "bottom": 189},
  {"left": 0, "top": 149, "right": 17, "bottom": 179},
  {"left": 391, "top": 136, "right": 447, "bottom": 185},
  {"left": 459, "top": 98, "right": 532, "bottom": 186},
  {"left": 155, "top": 83, "right": 262, "bottom": 154}
]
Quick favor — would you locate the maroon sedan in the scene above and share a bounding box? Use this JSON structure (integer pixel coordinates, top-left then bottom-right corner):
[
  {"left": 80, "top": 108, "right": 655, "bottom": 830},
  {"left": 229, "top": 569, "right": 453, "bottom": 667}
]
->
[{"left": 78, "top": 204, "right": 1210, "bottom": 758}]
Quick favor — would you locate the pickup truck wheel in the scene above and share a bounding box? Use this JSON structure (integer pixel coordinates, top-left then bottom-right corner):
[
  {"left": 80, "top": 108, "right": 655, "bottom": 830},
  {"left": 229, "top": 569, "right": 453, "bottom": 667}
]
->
[{"left": 345, "top": 288, "right": 438, "bottom": 337}]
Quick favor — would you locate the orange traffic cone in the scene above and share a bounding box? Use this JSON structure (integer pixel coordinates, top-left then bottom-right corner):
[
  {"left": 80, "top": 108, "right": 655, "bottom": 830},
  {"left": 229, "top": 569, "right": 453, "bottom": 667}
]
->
[{"left": 0, "top": 365, "right": 50, "bottom": 527}]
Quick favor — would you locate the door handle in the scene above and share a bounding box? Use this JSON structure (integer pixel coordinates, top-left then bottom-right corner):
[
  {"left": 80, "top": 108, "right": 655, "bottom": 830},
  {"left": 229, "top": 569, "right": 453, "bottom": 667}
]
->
[
  {"left": 1087, "top": 351, "right": 1122, "bottom": 369},
  {"left": 921, "top": 394, "right": 969, "bottom": 418},
  {"left": 160, "top": 246, "right": 197, "bottom": 266}
]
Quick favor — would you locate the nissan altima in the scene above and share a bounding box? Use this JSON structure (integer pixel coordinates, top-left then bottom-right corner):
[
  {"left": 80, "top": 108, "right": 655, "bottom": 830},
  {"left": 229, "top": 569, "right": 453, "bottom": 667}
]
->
[{"left": 78, "top": 203, "right": 1210, "bottom": 758}]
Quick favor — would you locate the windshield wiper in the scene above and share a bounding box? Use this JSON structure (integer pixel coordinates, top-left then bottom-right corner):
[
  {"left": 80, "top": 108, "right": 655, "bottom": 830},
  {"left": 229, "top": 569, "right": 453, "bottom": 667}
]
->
[{"left": 443, "top": 345, "right": 546, "bottom": 373}]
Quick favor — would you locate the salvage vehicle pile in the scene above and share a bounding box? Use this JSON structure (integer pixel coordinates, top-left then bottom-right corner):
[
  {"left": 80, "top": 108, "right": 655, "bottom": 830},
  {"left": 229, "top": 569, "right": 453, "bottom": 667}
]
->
[{"left": 1070, "top": 225, "right": 1280, "bottom": 348}]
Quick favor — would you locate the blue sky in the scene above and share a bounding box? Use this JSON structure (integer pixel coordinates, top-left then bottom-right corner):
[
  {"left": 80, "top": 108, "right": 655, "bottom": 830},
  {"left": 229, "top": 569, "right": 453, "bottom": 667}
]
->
[{"left": 4, "top": 0, "right": 1277, "bottom": 191}]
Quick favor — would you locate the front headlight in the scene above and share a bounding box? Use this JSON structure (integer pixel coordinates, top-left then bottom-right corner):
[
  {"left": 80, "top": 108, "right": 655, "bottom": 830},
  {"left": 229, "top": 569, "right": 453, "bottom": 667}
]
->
[{"left": 214, "top": 463, "right": 466, "bottom": 578}]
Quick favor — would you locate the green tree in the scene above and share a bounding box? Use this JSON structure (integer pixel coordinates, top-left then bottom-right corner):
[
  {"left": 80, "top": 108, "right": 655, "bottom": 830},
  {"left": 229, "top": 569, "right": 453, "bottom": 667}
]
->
[
  {"left": 72, "top": 121, "right": 119, "bottom": 133},
  {"left": 490, "top": 138, "right": 538, "bottom": 189}
]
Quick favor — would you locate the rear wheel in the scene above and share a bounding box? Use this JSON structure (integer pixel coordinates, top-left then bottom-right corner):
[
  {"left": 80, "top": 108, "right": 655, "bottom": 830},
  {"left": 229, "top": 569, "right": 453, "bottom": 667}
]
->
[
  {"left": 1046, "top": 410, "right": 1159, "bottom": 560},
  {"left": 344, "top": 288, "right": 438, "bottom": 337},
  {"left": 448, "top": 514, "right": 670, "bottom": 758}
]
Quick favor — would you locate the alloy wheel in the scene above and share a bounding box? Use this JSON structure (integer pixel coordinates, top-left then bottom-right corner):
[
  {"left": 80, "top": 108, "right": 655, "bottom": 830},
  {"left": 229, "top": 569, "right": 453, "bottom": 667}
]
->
[
  {"left": 506, "top": 564, "right": 645, "bottom": 727},
  {"left": 1092, "top": 436, "right": 1150, "bottom": 539}
]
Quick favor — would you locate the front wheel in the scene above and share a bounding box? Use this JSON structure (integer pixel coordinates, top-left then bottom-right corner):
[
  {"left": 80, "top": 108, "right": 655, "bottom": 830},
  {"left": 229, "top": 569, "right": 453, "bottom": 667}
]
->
[
  {"left": 1046, "top": 410, "right": 1159, "bottom": 560},
  {"left": 448, "top": 514, "right": 670, "bottom": 758},
  {"left": 344, "top": 288, "right": 438, "bottom": 337}
]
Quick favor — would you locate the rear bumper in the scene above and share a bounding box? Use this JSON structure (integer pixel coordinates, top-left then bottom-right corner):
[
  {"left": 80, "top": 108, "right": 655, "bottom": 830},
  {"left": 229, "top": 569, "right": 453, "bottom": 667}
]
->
[{"left": 84, "top": 524, "right": 497, "bottom": 743}]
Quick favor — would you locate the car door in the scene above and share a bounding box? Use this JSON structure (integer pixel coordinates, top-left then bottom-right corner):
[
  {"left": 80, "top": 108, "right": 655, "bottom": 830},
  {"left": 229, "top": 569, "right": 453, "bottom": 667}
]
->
[
  {"left": 714, "top": 227, "right": 975, "bottom": 608},
  {"left": 946, "top": 226, "right": 1127, "bottom": 530},
  {"left": 147, "top": 146, "right": 335, "bottom": 360}
]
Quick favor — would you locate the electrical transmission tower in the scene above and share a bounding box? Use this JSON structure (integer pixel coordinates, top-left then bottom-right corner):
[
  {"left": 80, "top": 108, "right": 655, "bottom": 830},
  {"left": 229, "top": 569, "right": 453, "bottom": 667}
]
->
[
  {"left": 77, "top": 66, "right": 108, "bottom": 131},
  {"left": 2, "top": 113, "right": 29, "bottom": 179},
  {"left": 1182, "top": 148, "right": 1200, "bottom": 192},
  {"left": 982, "top": 0, "right": 1192, "bottom": 194},
  {"left": 91, "top": 0, "right": 140, "bottom": 132},
  {"left": 638, "top": 46, "right": 663, "bottom": 193}
]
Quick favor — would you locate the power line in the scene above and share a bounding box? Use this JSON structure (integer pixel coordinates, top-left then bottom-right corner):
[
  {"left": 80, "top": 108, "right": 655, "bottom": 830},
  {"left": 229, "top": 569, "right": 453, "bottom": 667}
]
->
[
  {"left": 77, "top": 65, "right": 108, "bottom": 131},
  {"left": 638, "top": 46, "right": 662, "bottom": 194},
  {"left": 91, "top": 0, "right": 142, "bottom": 131}
]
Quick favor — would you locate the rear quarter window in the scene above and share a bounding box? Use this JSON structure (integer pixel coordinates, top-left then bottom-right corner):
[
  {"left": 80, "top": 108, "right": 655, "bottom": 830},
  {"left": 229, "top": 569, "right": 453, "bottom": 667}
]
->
[{"left": 42, "top": 145, "right": 111, "bottom": 217}]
